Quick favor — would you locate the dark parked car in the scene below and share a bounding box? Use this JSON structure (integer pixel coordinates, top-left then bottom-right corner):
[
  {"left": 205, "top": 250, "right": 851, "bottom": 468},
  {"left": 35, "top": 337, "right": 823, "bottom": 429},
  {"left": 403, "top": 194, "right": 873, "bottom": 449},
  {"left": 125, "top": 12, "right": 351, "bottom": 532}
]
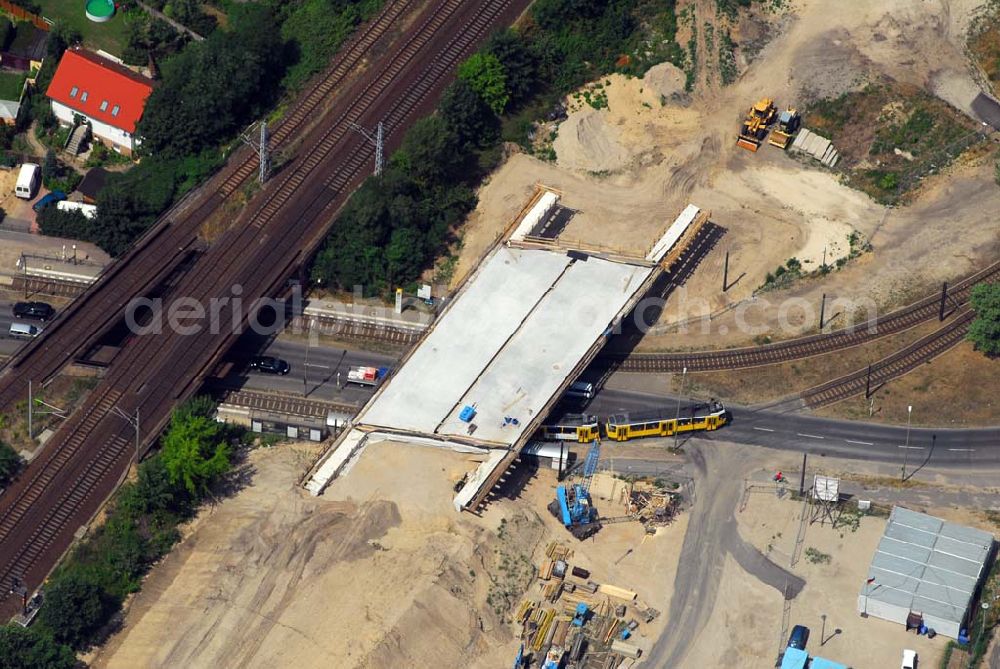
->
[
  {"left": 32, "top": 190, "right": 67, "bottom": 213},
  {"left": 787, "top": 625, "right": 809, "bottom": 650},
  {"left": 249, "top": 356, "right": 290, "bottom": 375},
  {"left": 12, "top": 301, "right": 55, "bottom": 322}
]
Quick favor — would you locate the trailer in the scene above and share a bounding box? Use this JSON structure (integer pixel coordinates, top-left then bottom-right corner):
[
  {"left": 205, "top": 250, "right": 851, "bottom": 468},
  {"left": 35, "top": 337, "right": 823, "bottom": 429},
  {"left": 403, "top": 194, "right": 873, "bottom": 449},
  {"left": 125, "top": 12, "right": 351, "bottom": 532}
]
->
[{"left": 346, "top": 365, "right": 389, "bottom": 387}]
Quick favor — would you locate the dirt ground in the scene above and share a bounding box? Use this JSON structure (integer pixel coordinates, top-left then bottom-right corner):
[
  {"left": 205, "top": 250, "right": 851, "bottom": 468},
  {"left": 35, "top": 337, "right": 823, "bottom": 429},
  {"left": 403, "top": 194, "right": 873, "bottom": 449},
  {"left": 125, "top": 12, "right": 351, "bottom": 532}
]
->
[
  {"left": 673, "top": 325, "right": 1000, "bottom": 427},
  {"left": 458, "top": 0, "right": 999, "bottom": 350},
  {"left": 92, "top": 441, "right": 688, "bottom": 668},
  {"left": 721, "top": 491, "right": 950, "bottom": 669}
]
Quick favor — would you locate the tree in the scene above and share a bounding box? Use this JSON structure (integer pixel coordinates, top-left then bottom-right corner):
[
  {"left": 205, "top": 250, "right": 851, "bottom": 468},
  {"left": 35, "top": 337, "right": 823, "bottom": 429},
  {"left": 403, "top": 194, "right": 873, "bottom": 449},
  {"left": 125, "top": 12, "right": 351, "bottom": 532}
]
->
[
  {"left": 439, "top": 79, "right": 500, "bottom": 149},
  {"left": 391, "top": 116, "right": 463, "bottom": 187},
  {"left": 485, "top": 29, "right": 537, "bottom": 107},
  {"left": 138, "top": 5, "right": 284, "bottom": 157},
  {"left": 0, "top": 625, "right": 75, "bottom": 669},
  {"left": 41, "top": 149, "right": 58, "bottom": 185},
  {"left": 160, "top": 408, "right": 230, "bottom": 498},
  {"left": 38, "top": 571, "right": 111, "bottom": 648},
  {"left": 90, "top": 158, "right": 179, "bottom": 256},
  {"left": 968, "top": 282, "right": 1000, "bottom": 356},
  {"left": 0, "top": 441, "right": 22, "bottom": 487},
  {"left": 457, "top": 52, "right": 509, "bottom": 115}
]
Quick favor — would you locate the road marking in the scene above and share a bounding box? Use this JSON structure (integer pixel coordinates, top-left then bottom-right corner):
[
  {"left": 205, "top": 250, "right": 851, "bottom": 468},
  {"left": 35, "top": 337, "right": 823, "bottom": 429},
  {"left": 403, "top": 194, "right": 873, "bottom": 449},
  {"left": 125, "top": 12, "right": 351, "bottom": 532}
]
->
[
  {"left": 845, "top": 439, "right": 873, "bottom": 446},
  {"left": 948, "top": 448, "right": 976, "bottom": 452},
  {"left": 753, "top": 427, "right": 775, "bottom": 432},
  {"left": 797, "top": 433, "right": 825, "bottom": 440},
  {"left": 897, "top": 445, "right": 924, "bottom": 450}
]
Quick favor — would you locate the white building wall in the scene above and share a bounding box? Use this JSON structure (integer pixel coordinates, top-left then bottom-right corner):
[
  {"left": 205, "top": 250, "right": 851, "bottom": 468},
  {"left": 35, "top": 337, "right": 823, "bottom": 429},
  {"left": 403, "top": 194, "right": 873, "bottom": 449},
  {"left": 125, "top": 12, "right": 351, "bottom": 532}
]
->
[
  {"left": 857, "top": 596, "right": 963, "bottom": 639},
  {"left": 51, "top": 100, "right": 135, "bottom": 154}
]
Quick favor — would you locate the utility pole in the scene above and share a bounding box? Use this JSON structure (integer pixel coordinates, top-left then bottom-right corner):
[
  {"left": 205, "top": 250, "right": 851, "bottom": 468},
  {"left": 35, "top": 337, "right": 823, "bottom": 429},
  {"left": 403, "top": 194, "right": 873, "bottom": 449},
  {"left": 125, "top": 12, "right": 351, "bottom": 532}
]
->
[
  {"left": 799, "top": 453, "right": 807, "bottom": 497},
  {"left": 349, "top": 121, "right": 385, "bottom": 177},
  {"left": 819, "top": 293, "right": 826, "bottom": 330},
  {"left": 112, "top": 406, "right": 141, "bottom": 465},
  {"left": 901, "top": 405, "right": 912, "bottom": 481},
  {"left": 864, "top": 364, "right": 873, "bottom": 399},
  {"left": 20, "top": 254, "right": 27, "bottom": 299},
  {"left": 240, "top": 121, "right": 269, "bottom": 184},
  {"left": 29, "top": 390, "right": 67, "bottom": 441},
  {"left": 673, "top": 367, "right": 687, "bottom": 449},
  {"left": 722, "top": 250, "right": 729, "bottom": 292},
  {"left": 939, "top": 282, "right": 948, "bottom": 321},
  {"left": 303, "top": 335, "right": 311, "bottom": 397},
  {"left": 259, "top": 121, "right": 269, "bottom": 184}
]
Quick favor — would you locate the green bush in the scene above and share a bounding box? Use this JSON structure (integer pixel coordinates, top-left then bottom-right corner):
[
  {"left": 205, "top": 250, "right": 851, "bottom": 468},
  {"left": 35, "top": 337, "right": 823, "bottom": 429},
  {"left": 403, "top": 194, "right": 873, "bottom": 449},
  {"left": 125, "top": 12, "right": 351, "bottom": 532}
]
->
[
  {"left": 0, "top": 625, "right": 75, "bottom": 669},
  {"left": 0, "top": 440, "right": 22, "bottom": 487},
  {"left": 968, "top": 282, "right": 1000, "bottom": 356},
  {"left": 38, "top": 571, "right": 113, "bottom": 648}
]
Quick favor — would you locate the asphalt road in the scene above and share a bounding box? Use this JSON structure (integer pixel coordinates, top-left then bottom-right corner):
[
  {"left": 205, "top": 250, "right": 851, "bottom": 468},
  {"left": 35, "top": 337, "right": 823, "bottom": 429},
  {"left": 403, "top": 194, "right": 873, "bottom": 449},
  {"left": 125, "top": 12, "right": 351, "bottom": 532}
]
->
[
  {"left": 0, "top": 297, "right": 55, "bottom": 357},
  {"left": 644, "top": 444, "right": 804, "bottom": 668},
  {"left": 219, "top": 337, "right": 396, "bottom": 406},
  {"left": 3, "top": 313, "right": 997, "bottom": 468},
  {"left": 585, "top": 388, "right": 1000, "bottom": 468}
]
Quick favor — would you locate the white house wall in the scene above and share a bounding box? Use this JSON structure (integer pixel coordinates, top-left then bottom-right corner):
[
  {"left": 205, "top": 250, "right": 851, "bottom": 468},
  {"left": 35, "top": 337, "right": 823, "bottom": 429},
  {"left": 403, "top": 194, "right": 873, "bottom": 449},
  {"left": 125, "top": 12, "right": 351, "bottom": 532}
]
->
[{"left": 52, "top": 100, "right": 135, "bottom": 153}]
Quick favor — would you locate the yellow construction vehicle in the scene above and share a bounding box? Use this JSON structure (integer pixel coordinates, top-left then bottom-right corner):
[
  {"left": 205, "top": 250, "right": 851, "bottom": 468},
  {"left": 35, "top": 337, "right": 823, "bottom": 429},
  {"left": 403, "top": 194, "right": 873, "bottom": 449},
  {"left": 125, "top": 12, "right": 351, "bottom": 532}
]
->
[
  {"left": 737, "top": 116, "right": 768, "bottom": 152},
  {"left": 768, "top": 108, "right": 801, "bottom": 149},
  {"left": 748, "top": 97, "right": 777, "bottom": 125},
  {"left": 736, "top": 97, "right": 777, "bottom": 152}
]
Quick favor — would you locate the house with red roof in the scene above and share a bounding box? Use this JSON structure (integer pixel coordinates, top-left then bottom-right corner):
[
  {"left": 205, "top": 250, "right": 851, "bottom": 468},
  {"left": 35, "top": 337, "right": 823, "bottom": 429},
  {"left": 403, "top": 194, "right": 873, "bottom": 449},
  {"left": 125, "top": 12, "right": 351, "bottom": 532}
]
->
[{"left": 45, "top": 47, "right": 153, "bottom": 157}]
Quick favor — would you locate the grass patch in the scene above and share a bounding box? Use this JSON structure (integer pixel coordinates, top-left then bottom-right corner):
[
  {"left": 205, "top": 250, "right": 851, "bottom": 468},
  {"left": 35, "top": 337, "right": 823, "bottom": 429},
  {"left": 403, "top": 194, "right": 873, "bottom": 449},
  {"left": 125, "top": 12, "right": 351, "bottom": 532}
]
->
[
  {"left": 32, "top": 0, "right": 131, "bottom": 55},
  {"left": 804, "top": 547, "right": 832, "bottom": 564},
  {"left": 719, "top": 29, "right": 737, "bottom": 85},
  {"left": 804, "top": 82, "right": 983, "bottom": 204},
  {"left": 0, "top": 70, "right": 26, "bottom": 100}
]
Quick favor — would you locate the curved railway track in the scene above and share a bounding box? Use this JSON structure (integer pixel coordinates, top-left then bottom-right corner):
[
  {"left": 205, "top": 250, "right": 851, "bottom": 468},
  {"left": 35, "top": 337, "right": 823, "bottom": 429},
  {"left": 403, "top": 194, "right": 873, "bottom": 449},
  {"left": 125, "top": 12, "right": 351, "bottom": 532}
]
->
[
  {"left": 0, "top": 0, "right": 526, "bottom": 614},
  {"left": 799, "top": 308, "right": 975, "bottom": 408},
  {"left": 0, "top": 0, "right": 417, "bottom": 411},
  {"left": 609, "top": 260, "right": 1000, "bottom": 373}
]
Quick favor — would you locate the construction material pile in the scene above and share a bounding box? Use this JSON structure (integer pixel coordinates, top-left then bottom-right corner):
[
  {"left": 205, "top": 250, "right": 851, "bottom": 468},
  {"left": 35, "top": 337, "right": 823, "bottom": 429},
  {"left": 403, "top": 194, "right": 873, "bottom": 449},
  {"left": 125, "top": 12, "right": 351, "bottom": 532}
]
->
[
  {"left": 513, "top": 541, "right": 660, "bottom": 668},
  {"left": 790, "top": 128, "right": 840, "bottom": 167}
]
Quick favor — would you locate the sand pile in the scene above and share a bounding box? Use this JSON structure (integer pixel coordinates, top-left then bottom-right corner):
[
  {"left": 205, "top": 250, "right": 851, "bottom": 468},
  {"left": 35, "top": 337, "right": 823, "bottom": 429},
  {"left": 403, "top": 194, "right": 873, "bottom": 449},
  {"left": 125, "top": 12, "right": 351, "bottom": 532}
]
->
[
  {"left": 553, "top": 108, "right": 632, "bottom": 172},
  {"left": 642, "top": 62, "right": 686, "bottom": 100}
]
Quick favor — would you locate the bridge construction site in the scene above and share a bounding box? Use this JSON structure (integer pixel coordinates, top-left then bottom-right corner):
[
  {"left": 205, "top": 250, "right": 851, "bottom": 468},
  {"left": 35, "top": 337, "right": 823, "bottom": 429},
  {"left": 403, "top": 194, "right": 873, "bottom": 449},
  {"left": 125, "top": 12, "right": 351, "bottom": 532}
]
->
[
  {"left": 304, "top": 187, "right": 712, "bottom": 513},
  {"left": 0, "top": 0, "right": 998, "bottom": 666}
]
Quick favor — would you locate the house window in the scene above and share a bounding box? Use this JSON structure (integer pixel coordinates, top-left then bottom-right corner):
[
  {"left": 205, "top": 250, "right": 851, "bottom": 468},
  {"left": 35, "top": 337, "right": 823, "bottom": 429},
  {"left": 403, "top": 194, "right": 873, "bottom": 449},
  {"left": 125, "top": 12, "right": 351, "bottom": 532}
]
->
[
  {"left": 111, "top": 105, "right": 120, "bottom": 117},
  {"left": 80, "top": 91, "right": 88, "bottom": 102},
  {"left": 69, "top": 86, "right": 78, "bottom": 98},
  {"left": 99, "top": 100, "right": 108, "bottom": 112}
]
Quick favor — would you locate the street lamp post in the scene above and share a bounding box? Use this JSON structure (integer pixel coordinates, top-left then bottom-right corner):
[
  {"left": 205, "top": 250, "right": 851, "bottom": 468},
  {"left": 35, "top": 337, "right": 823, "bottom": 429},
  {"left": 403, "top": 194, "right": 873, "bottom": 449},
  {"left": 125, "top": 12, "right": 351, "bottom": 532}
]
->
[
  {"left": 901, "top": 405, "right": 912, "bottom": 481},
  {"left": 674, "top": 367, "right": 687, "bottom": 449},
  {"left": 981, "top": 602, "right": 990, "bottom": 642},
  {"left": 820, "top": 613, "right": 827, "bottom": 646}
]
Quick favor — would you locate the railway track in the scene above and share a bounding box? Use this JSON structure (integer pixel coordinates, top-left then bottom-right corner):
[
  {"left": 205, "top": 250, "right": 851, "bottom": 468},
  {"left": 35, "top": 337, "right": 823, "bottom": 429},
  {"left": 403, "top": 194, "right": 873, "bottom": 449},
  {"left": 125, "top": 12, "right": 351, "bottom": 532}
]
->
[
  {"left": 0, "top": 0, "right": 417, "bottom": 412},
  {"left": 609, "top": 260, "right": 999, "bottom": 373},
  {"left": 800, "top": 308, "right": 975, "bottom": 408},
  {"left": 217, "top": 388, "right": 357, "bottom": 419},
  {"left": 0, "top": 0, "right": 527, "bottom": 615}
]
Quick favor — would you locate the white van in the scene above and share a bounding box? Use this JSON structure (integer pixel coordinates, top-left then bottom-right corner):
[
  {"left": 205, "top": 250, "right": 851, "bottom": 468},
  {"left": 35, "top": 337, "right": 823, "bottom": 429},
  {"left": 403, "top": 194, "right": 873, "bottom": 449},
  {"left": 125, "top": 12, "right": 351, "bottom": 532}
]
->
[
  {"left": 9, "top": 322, "right": 41, "bottom": 339},
  {"left": 15, "top": 163, "right": 40, "bottom": 199}
]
